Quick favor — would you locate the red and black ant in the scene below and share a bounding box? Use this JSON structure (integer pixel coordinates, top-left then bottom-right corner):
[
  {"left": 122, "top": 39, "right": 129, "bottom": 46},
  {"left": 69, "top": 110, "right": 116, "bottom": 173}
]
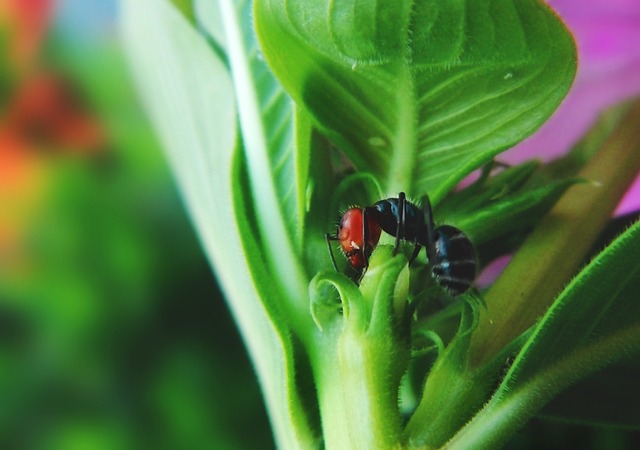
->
[{"left": 325, "top": 193, "right": 476, "bottom": 296}]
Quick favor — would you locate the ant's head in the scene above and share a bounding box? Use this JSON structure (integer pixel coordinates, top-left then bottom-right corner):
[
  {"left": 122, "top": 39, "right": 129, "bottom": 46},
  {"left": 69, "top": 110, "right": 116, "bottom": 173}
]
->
[{"left": 336, "top": 208, "right": 382, "bottom": 270}]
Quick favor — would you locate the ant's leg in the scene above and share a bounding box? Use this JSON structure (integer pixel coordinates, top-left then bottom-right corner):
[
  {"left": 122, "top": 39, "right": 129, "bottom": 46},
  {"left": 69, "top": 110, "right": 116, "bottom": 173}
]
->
[
  {"left": 478, "top": 159, "right": 511, "bottom": 184},
  {"left": 325, "top": 231, "right": 340, "bottom": 271},
  {"left": 409, "top": 244, "right": 421, "bottom": 265},
  {"left": 402, "top": 296, "right": 419, "bottom": 331},
  {"left": 393, "top": 192, "right": 407, "bottom": 256},
  {"left": 362, "top": 207, "right": 370, "bottom": 270},
  {"left": 420, "top": 194, "right": 436, "bottom": 262},
  {"left": 477, "top": 161, "right": 494, "bottom": 184}
]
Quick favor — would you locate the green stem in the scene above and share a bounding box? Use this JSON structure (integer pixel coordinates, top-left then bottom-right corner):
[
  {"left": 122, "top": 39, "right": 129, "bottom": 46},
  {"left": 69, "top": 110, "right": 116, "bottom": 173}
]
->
[
  {"left": 314, "top": 330, "right": 405, "bottom": 449},
  {"left": 310, "top": 248, "right": 409, "bottom": 449}
]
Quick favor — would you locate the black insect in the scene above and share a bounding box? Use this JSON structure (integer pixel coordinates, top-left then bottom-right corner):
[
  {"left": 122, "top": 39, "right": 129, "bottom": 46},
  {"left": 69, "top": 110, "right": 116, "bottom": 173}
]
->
[{"left": 369, "top": 192, "right": 477, "bottom": 296}]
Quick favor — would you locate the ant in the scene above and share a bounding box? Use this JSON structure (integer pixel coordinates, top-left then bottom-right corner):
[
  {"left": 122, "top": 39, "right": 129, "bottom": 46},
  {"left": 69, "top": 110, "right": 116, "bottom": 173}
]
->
[{"left": 325, "top": 193, "right": 476, "bottom": 296}]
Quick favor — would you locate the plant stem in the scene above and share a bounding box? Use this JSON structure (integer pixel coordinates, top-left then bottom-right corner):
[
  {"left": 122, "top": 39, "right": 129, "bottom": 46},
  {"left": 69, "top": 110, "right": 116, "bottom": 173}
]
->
[
  {"left": 310, "top": 248, "right": 409, "bottom": 449},
  {"left": 314, "top": 330, "right": 405, "bottom": 449}
]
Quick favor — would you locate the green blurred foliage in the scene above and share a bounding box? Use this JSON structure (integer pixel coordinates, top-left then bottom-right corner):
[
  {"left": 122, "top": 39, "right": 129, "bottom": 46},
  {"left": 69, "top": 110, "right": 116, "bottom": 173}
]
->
[
  {"left": 506, "top": 420, "right": 637, "bottom": 450},
  {"left": 0, "top": 7, "right": 272, "bottom": 450}
]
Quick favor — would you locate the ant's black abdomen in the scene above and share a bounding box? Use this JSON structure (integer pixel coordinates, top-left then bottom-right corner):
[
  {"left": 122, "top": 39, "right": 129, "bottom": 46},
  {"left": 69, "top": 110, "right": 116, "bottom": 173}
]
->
[{"left": 431, "top": 225, "right": 477, "bottom": 296}]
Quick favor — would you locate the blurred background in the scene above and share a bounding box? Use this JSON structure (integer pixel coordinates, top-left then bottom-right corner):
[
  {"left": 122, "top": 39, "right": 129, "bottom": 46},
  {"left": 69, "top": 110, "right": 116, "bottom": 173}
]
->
[
  {"left": 1, "top": 1, "right": 638, "bottom": 450},
  {"left": 0, "top": 0, "right": 272, "bottom": 448}
]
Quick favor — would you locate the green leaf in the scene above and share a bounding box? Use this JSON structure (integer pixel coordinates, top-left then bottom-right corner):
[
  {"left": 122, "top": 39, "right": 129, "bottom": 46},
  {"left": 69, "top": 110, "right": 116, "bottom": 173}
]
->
[
  {"left": 233, "top": 148, "right": 324, "bottom": 437},
  {"left": 445, "top": 220, "right": 640, "bottom": 449},
  {"left": 202, "top": 9, "right": 324, "bottom": 436},
  {"left": 436, "top": 161, "right": 577, "bottom": 259},
  {"left": 120, "top": 1, "right": 317, "bottom": 447},
  {"left": 309, "top": 271, "right": 363, "bottom": 333},
  {"left": 170, "top": 0, "right": 196, "bottom": 22},
  {"left": 194, "top": 0, "right": 227, "bottom": 59},
  {"left": 254, "top": 0, "right": 576, "bottom": 200},
  {"left": 200, "top": 0, "right": 310, "bottom": 296},
  {"left": 403, "top": 291, "right": 523, "bottom": 448}
]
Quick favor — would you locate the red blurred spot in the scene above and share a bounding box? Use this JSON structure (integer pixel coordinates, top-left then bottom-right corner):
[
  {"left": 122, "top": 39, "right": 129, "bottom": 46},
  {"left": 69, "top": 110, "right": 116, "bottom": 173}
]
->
[
  {"left": 4, "top": 73, "right": 106, "bottom": 152},
  {"left": 1, "top": 0, "right": 54, "bottom": 69}
]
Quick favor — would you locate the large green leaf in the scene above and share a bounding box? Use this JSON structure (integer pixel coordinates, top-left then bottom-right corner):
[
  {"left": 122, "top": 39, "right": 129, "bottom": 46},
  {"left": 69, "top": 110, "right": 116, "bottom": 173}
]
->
[
  {"left": 254, "top": 0, "right": 576, "bottom": 201},
  {"left": 193, "top": 6, "right": 321, "bottom": 435},
  {"left": 437, "top": 161, "right": 576, "bottom": 250},
  {"left": 445, "top": 220, "right": 640, "bottom": 449},
  {"left": 120, "top": 1, "right": 316, "bottom": 447},
  {"left": 193, "top": 0, "right": 310, "bottom": 310},
  {"left": 196, "top": 0, "right": 311, "bottom": 253}
]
